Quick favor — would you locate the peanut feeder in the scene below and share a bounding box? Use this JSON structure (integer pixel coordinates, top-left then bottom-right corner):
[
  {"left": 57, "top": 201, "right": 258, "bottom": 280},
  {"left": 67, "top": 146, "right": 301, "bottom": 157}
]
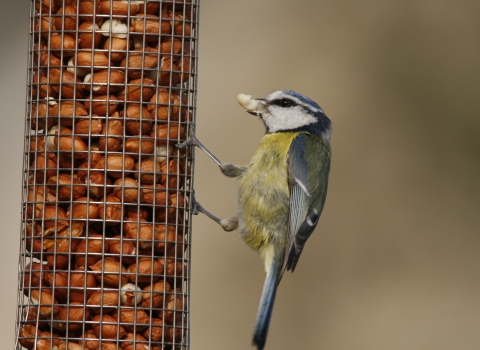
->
[{"left": 16, "top": 1, "right": 197, "bottom": 349}]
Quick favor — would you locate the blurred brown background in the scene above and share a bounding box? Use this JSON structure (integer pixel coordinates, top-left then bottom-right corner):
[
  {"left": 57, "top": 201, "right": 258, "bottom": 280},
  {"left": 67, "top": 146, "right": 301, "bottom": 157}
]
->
[{"left": 1, "top": 1, "right": 479, "bottom": 349}]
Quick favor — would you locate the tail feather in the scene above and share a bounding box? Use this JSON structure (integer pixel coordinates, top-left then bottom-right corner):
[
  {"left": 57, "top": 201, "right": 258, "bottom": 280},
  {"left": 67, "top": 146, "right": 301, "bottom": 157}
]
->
[{"left": 252, "top": 259, "right": 282, "bottom": 350}]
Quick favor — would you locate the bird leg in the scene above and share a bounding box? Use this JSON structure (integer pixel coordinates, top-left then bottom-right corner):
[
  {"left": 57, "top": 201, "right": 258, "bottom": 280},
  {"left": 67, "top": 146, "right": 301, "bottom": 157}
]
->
[
  {"left": 177, "top": 129, "right": 240, "bottom": 231},
  {"left": 176, "top": 127, "right": 247, "bottom": 178},
  {"left": 189, "top": 191, "right": 238, "bottom": 232}
]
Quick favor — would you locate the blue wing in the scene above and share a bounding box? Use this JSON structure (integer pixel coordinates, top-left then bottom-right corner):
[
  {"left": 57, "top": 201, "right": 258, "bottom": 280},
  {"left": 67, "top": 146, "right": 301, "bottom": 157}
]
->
[{"left": 284, "top": 133, "right": 330, "bottom": 273}]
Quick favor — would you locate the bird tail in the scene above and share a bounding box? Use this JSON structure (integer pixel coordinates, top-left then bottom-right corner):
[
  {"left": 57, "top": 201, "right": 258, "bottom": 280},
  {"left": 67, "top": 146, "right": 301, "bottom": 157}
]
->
[{"left": 252, "top": 257, "right": 282, "bottom": 350}]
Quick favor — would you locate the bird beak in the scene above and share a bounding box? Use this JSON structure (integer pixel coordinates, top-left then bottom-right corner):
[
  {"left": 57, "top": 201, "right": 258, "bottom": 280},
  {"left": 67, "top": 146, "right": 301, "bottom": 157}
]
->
[
  {"left": 247, "top": 99, "right": 266, "bottom": 116},
  {"left": 237, "top": 94, "right": 267, "bottom": 116}
]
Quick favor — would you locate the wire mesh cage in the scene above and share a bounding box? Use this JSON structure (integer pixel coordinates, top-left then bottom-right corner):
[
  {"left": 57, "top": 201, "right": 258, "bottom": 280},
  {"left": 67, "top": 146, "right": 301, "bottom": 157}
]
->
[{"left": 16, "top": 0, "right": 198, "bottom": 349}]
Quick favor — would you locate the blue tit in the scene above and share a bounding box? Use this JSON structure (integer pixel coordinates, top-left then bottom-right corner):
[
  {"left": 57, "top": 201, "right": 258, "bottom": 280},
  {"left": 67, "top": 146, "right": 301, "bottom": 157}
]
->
[{"left": 177, "top": 90, "right": 331, "bottom": 350}]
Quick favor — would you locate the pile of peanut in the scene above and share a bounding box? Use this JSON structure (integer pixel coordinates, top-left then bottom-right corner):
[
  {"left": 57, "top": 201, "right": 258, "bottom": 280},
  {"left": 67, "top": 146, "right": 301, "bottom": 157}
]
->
[{"left": 18, "top": 0, "right": 195, "bottom": 349}]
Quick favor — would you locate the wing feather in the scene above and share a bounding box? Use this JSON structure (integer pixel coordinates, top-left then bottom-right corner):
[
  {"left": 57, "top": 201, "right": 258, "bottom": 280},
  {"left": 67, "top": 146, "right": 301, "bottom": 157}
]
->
[{"left": 284, "top": 133, "right": 330, "bottom": 273}]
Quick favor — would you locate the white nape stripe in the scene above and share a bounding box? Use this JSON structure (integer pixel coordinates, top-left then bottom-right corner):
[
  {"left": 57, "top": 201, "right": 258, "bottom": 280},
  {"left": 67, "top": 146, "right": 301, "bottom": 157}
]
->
[
  {"left": 294, "top": 98, "right": 323, "bottom": 114},
  {"left": 321, "top": 128, "right": 331, "bottom": 142}
]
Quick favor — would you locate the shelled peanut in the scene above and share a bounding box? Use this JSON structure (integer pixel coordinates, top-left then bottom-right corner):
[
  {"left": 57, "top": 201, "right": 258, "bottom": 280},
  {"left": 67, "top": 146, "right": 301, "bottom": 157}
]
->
[{"left": 19, "top": 0, "right": 195, "bottom": 349}]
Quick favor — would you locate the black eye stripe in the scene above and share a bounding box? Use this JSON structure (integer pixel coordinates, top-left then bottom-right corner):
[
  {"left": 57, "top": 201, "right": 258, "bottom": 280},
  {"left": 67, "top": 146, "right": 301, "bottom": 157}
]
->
[{"left": 270, "top": 98, "right": 297, "bottom": 108}]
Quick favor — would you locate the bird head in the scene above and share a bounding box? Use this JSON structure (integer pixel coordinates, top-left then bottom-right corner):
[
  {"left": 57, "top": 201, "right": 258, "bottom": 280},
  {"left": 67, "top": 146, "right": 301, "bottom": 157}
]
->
[{"left": 237, "top": 90, "right": 331, "bottom": 140}]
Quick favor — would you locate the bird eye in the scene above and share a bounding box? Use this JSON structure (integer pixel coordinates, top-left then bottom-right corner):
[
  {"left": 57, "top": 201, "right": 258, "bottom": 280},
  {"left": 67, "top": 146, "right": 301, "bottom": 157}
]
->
[
  {"left": 270, "top": 98, "right": 297, "bottom": 108},
  {"left": 280, "top": 99, "right": 292, "bottom": 107},
  {"left": 274, "top": 98, "right": 296, "bottom": 108}
]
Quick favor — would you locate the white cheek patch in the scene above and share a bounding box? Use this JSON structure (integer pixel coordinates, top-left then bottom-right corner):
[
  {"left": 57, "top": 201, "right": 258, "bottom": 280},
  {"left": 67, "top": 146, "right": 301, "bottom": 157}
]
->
[{"left": 262, "top": 106, "right": 317, "bottom": 133}]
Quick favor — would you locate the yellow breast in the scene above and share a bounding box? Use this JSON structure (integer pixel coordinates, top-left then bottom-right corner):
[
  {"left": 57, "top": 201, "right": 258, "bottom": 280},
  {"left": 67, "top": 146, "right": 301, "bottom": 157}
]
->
[{"left": 237, "top": 132, "right": 299, "bottom": 252}]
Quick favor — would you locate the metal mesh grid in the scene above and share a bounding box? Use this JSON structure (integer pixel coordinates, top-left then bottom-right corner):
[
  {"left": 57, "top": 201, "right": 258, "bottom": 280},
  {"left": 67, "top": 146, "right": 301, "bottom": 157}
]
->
[{"left": 16, "top": 1, "right": 198, "bottom": 349}]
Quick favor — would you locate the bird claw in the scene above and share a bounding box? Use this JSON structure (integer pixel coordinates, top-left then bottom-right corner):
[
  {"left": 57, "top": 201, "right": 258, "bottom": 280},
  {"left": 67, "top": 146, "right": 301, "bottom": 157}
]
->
[
  {"left": 176, "top": 127, "right": 197, "bottom": 149},
  {"left": 189, "top": 190, "right": 200, "bottom": 215}
]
